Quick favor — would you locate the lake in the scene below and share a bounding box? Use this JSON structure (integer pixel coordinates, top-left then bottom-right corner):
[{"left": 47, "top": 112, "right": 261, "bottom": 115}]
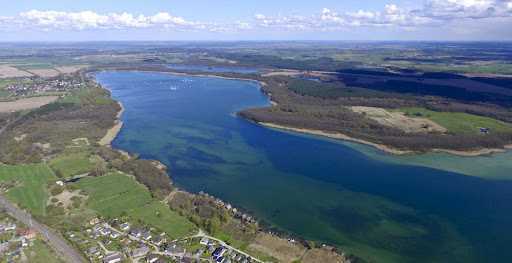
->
[
  {"left": 167, "top": 64, "right": 260, "bottom": 74},
  {"left": 95, "top": 71, "right": 512, "bottom": 263}
]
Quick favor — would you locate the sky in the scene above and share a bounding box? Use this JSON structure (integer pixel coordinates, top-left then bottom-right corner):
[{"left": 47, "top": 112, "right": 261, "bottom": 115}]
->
[{"left": 0, "top": 0, "right": 511, "bottom": 41}]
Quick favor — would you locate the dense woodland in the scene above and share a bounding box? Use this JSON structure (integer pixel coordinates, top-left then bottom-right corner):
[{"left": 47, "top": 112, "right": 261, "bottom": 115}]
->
[{"left": 0, "top": 89, "right": 118, "bottom": 163}]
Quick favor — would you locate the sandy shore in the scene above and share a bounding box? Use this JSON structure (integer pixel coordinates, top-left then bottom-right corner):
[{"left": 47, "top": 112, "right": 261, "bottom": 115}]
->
[
  {"left": 259, "top": 122, "right": 512, "bottom": 157},
  {"left": 260, "top": 122, "right": 413, "bottom": 155},
  {"left": 98, "top": 101, "right": 124, "bottom": 146}
]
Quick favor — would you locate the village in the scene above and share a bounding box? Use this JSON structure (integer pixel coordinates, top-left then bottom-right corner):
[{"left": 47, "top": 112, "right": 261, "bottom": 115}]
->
[
  {"left": 2, "top": 75, "right": 86, "bottom": 99},
  {"left": 0, "top": 212, "right": 46, "bottom": 261},
  {"left": 66, "top": 215, "right": 263, "bottom": 263}
]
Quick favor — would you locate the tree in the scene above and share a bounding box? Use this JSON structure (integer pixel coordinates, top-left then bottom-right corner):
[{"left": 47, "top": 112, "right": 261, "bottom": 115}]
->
[{"left": 94, "top": 158, "right": 107, "bottom": 176}]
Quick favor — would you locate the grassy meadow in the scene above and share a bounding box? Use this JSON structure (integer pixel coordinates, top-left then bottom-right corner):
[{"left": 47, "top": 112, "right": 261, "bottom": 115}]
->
[
  {"left": 49, "top": 151, "right": 96, "bottom": 178},
  {"left": 0, "top": 164, "right": 57, "bottom": 216},
  {"left": 75, "top": 172, "right": 196, "bottom": 238},
  {"left": 398, "top": 107, "right": 512, "bottom": 134}
]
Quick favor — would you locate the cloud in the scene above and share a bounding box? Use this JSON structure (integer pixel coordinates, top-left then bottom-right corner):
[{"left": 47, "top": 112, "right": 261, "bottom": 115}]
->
[
  {"left": 5, "top": 10, "right": 208, "bottom": 31},
  {"left": 0, "top": 1, "right": 510, "bottom": 37},
  {"left": 252, "top": 0, "right": 512, "bottom": 30}
]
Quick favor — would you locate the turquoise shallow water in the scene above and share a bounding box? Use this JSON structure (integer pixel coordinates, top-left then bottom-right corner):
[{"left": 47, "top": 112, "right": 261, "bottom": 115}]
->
[{"left": 96, "top": 71, "right": 512, "bottom": 263}]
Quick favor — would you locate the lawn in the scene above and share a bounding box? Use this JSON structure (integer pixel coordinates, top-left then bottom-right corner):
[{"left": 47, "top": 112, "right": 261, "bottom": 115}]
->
[
  {"left": 398, "top": 107, "right": 512, "bottom": 134},
  {"left": 49, "top": 152, "right": 96, "bottom": 178},
  {"left": 0, "top": 164, "right": 57, "bottom": 216},
  {"left": 75, "top": 173, "right": 196, "bottom": 238},
  {"left": 129, "top": 201, "right": 197, "bottom": 239}
]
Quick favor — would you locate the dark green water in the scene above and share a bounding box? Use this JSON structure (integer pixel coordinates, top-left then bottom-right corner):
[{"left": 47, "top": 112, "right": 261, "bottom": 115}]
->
[{"left": 96, "top": 71, "right": 512, "bottom": 263}]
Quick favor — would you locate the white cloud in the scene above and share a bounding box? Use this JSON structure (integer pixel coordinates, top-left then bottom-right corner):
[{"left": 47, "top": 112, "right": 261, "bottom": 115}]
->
[
  {"left": 251, "top": 0, "right": 511, "bottom": 31},
  {"left": 0, "top": 1, "right": 510, "bottom": 37},
  {"left": 8, "top": 10, "right": 208, "bottom": 31}
]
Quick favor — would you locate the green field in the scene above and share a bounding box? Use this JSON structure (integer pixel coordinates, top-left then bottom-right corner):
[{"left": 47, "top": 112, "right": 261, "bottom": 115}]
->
[
  {"left": 398, "top": 107, "right": 512, "bottom": 134},
  {"left": 49, "top": 152, "right": 96, "bottom": 178},
  {"left": 75, "top": 173, "right": 196, "bottom": 238},
  {"left": 0, "top": 164, "right": 57, "bottom": 216},
  {"left": 130, "top": 201, "right": 197, "bottom": 239}
]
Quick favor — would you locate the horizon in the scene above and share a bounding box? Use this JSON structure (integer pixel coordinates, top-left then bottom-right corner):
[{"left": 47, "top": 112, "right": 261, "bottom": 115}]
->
[{"left": 0, "top": 40, "right": 512, "bottom": 43}]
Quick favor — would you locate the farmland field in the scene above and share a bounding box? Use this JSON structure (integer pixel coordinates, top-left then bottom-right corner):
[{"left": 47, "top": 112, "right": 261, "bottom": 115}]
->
[
  {"left": 75, "top": 173, "right": 196, "bottom": 238},
  {"left": 397, "top": 107, "right": 512, "bottom": 134},
  {"left": 75, "top": 172, "right": 152, "bottom": 216},
  {"left": 0, "top": 164, "right": 57, "bottom": 216},
  {"left": 0, "top": 96, "right": 59, "bottom": 113}
]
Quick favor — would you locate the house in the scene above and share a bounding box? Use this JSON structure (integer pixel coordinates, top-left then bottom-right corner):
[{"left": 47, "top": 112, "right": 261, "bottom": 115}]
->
[
  {"left": 87, "top": 246, "right": 102, "bottom": 257},
  {"left": 103, "top": 252, "right": 123, "bottom": 263},
  {"left": 90, "top": 218, "right": 100, "bottom": 225},
  {"left": 93, "top": 224, "right": 103, "bottom": 233},
  {"left": 165, "top": 243, "right": 185, "bottom": 254},
  {"left": 131, "top": 245, "right": 150, "bottom": 258},
  {"left": 141, "top": 231, "right": 152, "bottom": 241},
  {"left": 130, "top": 228, "right": 142, "bottom": 238},
  {"left": 207, "top": 244, "right": 216, "bottom": 252},
  {"left": 120, "top": 222, "right": 130, "bottom": 231},
  {"left": 152, "top": 235, "right": 165, "bottom": 246},
  {"left": 21, "top": 237, "right": 28, "bottom": 247},
  {"left": 18, "top": 228, "right": 37, "bottom": 240},
  {"left": 146, "top": 254, "right": 161, "bottom": 263},
  {"left": 480, "top": 127, "right": 490, "bottom": 134},
  {"left": 4, "top": 223, "right": 16, "bottom": 231},
  {"left": 212, "top": 247, "right": 227, "bottom": 258},
  {"left": 110, "top": 232, "right": 121, "bottom": 239},
  {"left": 100, "top": 228, "right": 111, "bottom": 236},
  {"left": 200, "top": 237, "right": 210, "bottom": 245}
]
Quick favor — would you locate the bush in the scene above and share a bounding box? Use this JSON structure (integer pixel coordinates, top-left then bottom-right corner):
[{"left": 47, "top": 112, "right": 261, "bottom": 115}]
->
[{"left": 50, "top": 186, "right": 64, "bottom": 196}]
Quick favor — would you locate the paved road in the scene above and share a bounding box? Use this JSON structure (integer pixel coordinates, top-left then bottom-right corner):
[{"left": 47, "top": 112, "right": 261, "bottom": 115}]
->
[{"left": 0, "top": 195, "right": 87, "bottom": 263}]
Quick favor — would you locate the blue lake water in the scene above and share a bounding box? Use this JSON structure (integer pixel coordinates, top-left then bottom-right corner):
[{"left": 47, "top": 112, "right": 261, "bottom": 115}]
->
[
  {"left": 167, "top": 64, "right": 260, "bottom": 74},
  {"left": 95, "top": 71, "right": 512, "bottom": 263}
]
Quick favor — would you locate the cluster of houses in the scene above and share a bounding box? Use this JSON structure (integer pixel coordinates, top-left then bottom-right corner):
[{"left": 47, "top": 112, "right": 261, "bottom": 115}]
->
[
  {"left": 4, "top": 77, "right": 85, "bottom": 97},
  {"left": 75, "top": 217, "right": 191, "bottom": 263},
  {"left": 0, "top": 217, "right": 38, "bottom": 261},
  {"left": 199, "top": 192, "right": 256, "bottom": 225},
  {"left": 67, "top": 215, "right": 262, "bottom": 263},
  {"left": 199, "top": 237, "right": 258, "bottom": 263}
]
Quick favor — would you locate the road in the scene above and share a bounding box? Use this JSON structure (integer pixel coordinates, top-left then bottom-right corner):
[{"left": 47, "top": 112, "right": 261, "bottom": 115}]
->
[{"left": 0, "top": 195, "right": 87, "bottom": 263}]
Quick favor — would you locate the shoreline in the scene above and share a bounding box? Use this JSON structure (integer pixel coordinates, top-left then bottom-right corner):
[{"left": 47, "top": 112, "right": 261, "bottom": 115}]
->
[
  {"left": 92, "top": 71, "right": 353, "bottom": 262},
  {"left": 98, "top": 101, "right": 124, "bottom": 146},
  {"left": 259, "top": 122, "right": 512, "bottom": 157},
  {"left": 95, "top": 68, "right": 512, "bottom": 157}
]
